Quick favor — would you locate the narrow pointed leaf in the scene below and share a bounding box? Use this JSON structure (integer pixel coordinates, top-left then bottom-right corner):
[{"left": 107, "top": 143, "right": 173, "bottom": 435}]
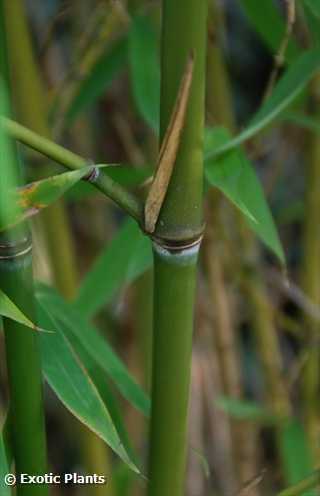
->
[
  {"left": 302, "top": 0, "right": 320, "bottom": 47},
  {"left": 39, "top": 294, "right": 138, "bottom": 464},
  {"left": 145, "top": 55, "right": 194, "bottom": 232},
  {"left": 37, "top": 300, "right": 141, "bottom": 474},
  {"left": 0, "top": 166, "right": 101, "bottom": 231},
  {"left": 73, "top": 345, "right": 138, "bottom": 464},
  {"left": 128, "top": 16, "right": 160, "bottom": 132},
  {"left": 37, "top": 284, "right": 150, "bottom": 417},
  {"left": 0, "top": 288, "right": 39, "bottom": 331},
  {"left": 206, "top": 49, "right": 320, "bottom": 159},
  {"left": 75, "top": 218, "right": 152, "bottom": 318},
  {"left": 205, "top": 127, "right": 285, "bottom": 264}
]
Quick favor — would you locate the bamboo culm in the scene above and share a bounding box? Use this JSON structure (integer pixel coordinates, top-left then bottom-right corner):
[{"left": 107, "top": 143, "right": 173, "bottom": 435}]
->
[
  {"left": 147, "top": 1, "right": 208, "bottom": 495},
  {"left": 0, "top": 3, "right": 48, "bottom": 494}
]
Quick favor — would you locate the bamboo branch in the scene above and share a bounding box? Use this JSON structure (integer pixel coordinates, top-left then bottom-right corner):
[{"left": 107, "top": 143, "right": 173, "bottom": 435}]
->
[{"left": 0, "top": 117, "right": 144, "bottom": 222}]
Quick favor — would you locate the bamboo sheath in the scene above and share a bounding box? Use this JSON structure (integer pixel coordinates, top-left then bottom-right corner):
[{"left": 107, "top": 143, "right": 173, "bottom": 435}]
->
[
  {"left": 147, "top": 1, "right": 208, "bottom": 495},
  {"left": 0, "top": 4, "right": 48, "bottom": 494}
]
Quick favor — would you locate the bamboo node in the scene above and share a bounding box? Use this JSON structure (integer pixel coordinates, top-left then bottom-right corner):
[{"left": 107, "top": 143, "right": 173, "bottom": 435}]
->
[
  {"left": 151, "top": 231, "right": 204, "bottom": 264},
  {"left": 0, "top": 235, "right": 32, "bottom": 260},
  {"left": 84, "top": 165, "right": 100, "bottom": 183}
]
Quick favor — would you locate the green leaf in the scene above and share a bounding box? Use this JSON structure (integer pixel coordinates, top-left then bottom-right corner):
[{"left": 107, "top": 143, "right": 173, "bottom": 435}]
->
[
  {"left": 37, "top": 299, "right": 141, "bottom": 474},
  {"left": 304, "top": 0, "right": 320, "bottom": 18},
  {"left": 215, "top": 396, "right": 276, "bottom": 423},
  {"left": 128, "top": 16, "right": 160, "bottom": 132},
  {"left": 37, "top": 284, "right": 150, "bottom": 417},
  {"left": 280, "top": 419, "right": 314, "bottom": 490},
  {"left": 239, "top": 0, "right": 300, "bottom": 61},
  {"left": 37, "top": 288, "right": 139, "bottom": 465},
  {"left": 206, "top": 49, "right": 320, "bottom": 159},
  {"left": 0, "top": 166, "right": 104, "bottom": 231},
  {"left": 77, "top": 349, "right": 138, "bottom": 463},
  {"left": 75, "top": 218, "right": 153, "bottom": 318},
  {"left": 205, "top": 127, "right": 285, "bottom": 263},
  {"left": 66, "top": 37, "right": 128, "bottom": 123},
  {"left": 302, "top": 0, "right": 320, "bottom": 47},
  {"left": 0, "top": 289, "right": 39, "bottom": 331},
  {"left": 0, "top": 424, "right": 11, "bottom": 496}
]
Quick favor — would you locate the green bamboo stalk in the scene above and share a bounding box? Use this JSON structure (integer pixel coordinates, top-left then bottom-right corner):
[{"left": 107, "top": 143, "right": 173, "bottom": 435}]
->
[
  {"left": 3, "top": 3, "right": 115, "bottom": 493},
  {"left": 301, "top": 75, "right": 320, "bottom": 459},
  {"left": 147, "top": 1, "right": 208, "bottom": 495},
  {"left": 0, "top": 4, "right": 48, "bottom": 494}
]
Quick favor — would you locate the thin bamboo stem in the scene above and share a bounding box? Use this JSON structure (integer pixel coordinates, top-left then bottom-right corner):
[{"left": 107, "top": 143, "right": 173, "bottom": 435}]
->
[
  {"left": 301, "top": 75, "right": 320, "bottom": 459},
  {"left": 0, "top": 4, "right": 48, "bottom": 494},
  {"left": 0, "top": 117, "right": 143, "bottom": 222},
  {"left": 147, "top": 1, "right": 208, "bottom": 495}
]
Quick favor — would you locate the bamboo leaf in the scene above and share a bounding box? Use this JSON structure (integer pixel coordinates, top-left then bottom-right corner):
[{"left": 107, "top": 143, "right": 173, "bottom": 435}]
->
[
  {"left": 302, "top": 0, "right": 320, "bottom": 47},
  {"left": 37, "top": 284, "right": 150, "bottom": 417},
  {"left": 37, "top": 289, "right": 138, "bottom": 465},
  {"left": 239, "top": 0, "right": 300, "bottom": 61},
  {"left": 215, "top": 396, "right": 277, "bottom": 424},
  {"left": 206, "top": 49, "right": 320, "bottom": 159},
  {"left": 37, "top": 299, "right": 141, "bottom": 474},
  {"left": 304, "top": 0, "right": 320, "bottom": 18},
  {"left": 0, "top": 289, "right": 39, "bottom": 331},
  {"left": 128, "top": 16, "right": 160, "bottom": 132},
  {"left": 67, "top": 37, "right": 128, "bottom": 123},
  {"left": 145, "top": 55, "right": 194, "bottom": 233},
  {"left": 74, "top": 346, "right": 138, "bottom": 464},
  {"left": 0, "top": 165, "right": 110, "bottom": 231},
  {"left": 75, "top": 218, "right": 152, "bottom": 318},
  {"left": 280, "top": 419, "right": 314, "bottom": 490},
  {"left": 205, "top": 127, "right": 285, "bottom": 264}
]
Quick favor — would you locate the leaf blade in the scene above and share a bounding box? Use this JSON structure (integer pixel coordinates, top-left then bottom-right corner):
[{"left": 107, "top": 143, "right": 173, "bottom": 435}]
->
[
  {"left": 75, "top": 218, "right": 153, "bottom": 318},
  {"left": 37, "top": 284, "right": 150, "bottom": 417},
  {"left": 205, "top": 127, "right": 285, "bottom": 263},
  {"left": 206, "top": 49, "right": 320, "bottom": 159},
  {"left": 37, "top": 299, "right": 141, "bottom": 474}
]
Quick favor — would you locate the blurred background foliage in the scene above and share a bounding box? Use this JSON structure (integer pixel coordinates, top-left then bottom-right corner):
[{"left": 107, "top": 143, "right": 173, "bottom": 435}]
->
[{"left": 2, "top": 0, "right": 320, "bottom": 494}]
